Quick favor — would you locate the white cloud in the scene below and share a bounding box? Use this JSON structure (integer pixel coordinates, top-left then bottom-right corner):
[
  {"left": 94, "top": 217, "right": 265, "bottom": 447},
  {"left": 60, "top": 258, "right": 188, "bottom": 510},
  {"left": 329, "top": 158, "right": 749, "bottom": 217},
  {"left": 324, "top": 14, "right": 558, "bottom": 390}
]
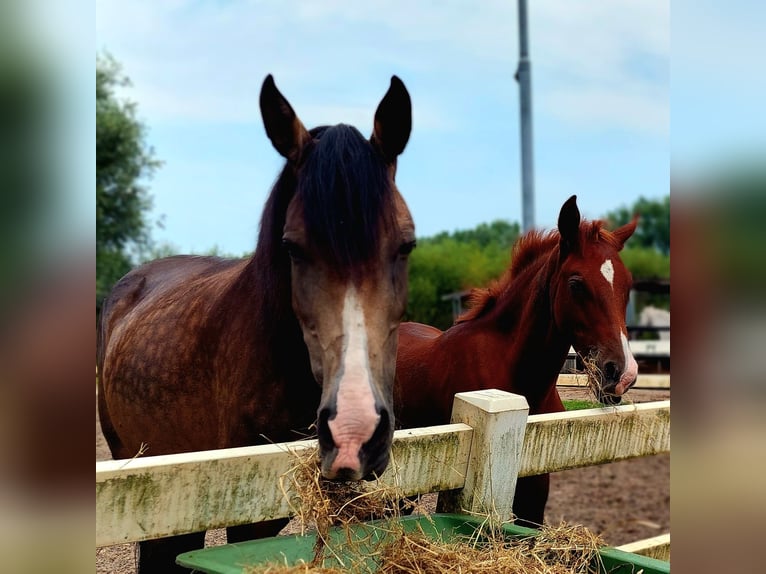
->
[
  {"left": 96, "top": 0, "right": 668, "bottom": 134},
  {"left": 545, "top": 84, "right": 668, "bottom": 136},
  {"left": 532, "top": 1, "right": 669, "bottom": 135}
]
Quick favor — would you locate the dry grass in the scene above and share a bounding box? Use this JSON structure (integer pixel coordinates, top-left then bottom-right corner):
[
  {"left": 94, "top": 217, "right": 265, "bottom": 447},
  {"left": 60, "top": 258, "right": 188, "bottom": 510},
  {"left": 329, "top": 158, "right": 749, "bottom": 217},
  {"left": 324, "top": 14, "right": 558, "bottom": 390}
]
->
[
  {"left": 247, "top": 447, "right": 607, "bottom": 574},
  {"left": 246, "top": 519, "right": 604, "bottom": 574},
  {"left": 576, "top": 352, "right": 608, "bottom": 403},
  {"left": 278, "top": 446, "right": 416, "bottom": 566},
  {"left": 575, "top": 351, "right": 636, "bottom": 408},
  {"left": 377, "top": 521, "right": 603, "bottom": 574}
]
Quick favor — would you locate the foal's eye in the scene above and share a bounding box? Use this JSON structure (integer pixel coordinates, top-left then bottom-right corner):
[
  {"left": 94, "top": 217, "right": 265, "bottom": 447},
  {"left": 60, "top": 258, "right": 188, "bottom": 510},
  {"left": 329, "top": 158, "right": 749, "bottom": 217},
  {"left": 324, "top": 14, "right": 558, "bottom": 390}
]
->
[
  {"left": 398, "top": 240, "right": 417, "bottom": 257},
  {"left": 568, "top": 277, "right": 586, "bottom": 295}
]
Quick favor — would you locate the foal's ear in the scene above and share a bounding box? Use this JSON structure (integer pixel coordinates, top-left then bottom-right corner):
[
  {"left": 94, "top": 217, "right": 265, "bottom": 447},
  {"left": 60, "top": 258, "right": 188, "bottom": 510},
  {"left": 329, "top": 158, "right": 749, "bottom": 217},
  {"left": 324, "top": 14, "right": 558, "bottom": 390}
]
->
[
  {"left": 612, "top": 216, "right": 638, "bottom": 250},
  {"left": 371, "top": 76, "right": 412, "bottom": 164},
  {"left": 558, "top": 195, "right": 581, "bottom": 258},
  {"left": 260, "top": 75, "right": 311, "bottom": 163}
]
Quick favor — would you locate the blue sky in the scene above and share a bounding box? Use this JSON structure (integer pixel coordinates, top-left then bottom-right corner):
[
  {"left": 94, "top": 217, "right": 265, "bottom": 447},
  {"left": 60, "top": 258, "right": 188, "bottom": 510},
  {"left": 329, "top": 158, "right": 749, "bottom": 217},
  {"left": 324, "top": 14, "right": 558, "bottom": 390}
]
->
[{"left": 96, "top": 0, "right": 670, "bottom": 256}]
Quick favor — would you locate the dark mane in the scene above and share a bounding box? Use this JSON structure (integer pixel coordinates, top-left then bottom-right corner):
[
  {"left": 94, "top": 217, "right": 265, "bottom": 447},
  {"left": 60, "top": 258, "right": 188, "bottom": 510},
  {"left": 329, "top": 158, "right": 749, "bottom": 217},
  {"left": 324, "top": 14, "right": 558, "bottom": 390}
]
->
[
  {"left": 298, "top": 124, "right": 394, "bottom": 273},
  {"left": 456, "top": 219, "right": 617, "bottom": 323},
  {"left": 236, "top": 124, "right": 395, "bottom": 342}
]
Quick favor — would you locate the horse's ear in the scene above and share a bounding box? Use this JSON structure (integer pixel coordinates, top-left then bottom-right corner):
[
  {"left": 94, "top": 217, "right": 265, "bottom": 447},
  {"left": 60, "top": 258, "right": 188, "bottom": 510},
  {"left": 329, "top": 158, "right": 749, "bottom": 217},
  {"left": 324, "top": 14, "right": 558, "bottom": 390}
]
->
[
  {"left": 558, "top": 195, "right": 581, "bottom": 258},
  {"left": 612, "top": 215, "right": 638, "bottom": 250},
  {"left": 260, "top": 75, "right": 311, "bottom": 163},
  {"left": 371, "top": 75, "right": 412, "bottom": 164}
]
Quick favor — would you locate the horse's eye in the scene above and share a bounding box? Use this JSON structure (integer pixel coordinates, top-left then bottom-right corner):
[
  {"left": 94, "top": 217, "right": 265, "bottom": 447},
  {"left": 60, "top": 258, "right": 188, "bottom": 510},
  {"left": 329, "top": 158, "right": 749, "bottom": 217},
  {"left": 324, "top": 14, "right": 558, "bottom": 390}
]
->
[
  {"left": 282, "top": 239, "right": 306, "bottom": 261},
  {"left": 398, "top": 240, "right": 417, "bottom": 256},
  {"left": 568, "top": 277, "right": 586, "bottom": 295}
]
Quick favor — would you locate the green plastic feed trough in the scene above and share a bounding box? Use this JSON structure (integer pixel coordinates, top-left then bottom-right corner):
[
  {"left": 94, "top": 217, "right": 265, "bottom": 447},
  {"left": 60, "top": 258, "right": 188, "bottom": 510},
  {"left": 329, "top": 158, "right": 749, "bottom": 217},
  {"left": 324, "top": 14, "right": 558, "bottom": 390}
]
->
[{"left": 177, "top": 513, "right": 670, "bottom": 573}]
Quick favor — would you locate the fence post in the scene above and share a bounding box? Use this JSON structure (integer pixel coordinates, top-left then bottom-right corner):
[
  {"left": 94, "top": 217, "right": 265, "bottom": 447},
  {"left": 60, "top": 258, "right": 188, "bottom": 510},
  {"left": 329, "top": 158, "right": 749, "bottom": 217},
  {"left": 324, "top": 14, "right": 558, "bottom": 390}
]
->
[{"left": 437, "top": 389, "right": 529, "bottom": 522}]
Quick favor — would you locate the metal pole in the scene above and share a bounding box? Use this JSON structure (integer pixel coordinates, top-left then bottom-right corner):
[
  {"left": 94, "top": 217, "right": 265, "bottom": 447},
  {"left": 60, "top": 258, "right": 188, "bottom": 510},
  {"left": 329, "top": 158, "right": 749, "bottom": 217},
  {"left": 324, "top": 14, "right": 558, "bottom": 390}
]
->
[{"left": 516, "top": 0, "right": 535, "bottom": 232}]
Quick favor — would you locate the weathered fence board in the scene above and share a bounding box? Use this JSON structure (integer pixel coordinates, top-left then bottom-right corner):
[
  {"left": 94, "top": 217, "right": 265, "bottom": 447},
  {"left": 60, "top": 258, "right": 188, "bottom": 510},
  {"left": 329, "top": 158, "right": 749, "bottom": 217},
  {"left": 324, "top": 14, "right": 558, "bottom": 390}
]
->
[
  {"left": 557, "top": 373, "right": 670, "bottom": 389},
  {"left": 438, "top": 390, "right": 529, "bottom": 520},
  {"left": 96, "top": 424, "right": 472, "bottom": 547},
  {"left": 568, "top": 340, "right": 670, "bottom": 358},
  {"left": 519, "top": 401, "right": 670, "bottom": 477},
  {"left": 617, "top": 533, "right": 670, "bottom": 562},
  {"left": 97, "top": 394, "right": 671, "bottom": 551}
]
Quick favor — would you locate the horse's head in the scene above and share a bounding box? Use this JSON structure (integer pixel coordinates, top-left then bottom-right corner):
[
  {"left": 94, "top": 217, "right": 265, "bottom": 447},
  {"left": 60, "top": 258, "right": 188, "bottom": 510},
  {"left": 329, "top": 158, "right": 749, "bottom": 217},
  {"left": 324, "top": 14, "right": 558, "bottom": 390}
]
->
[
  {"left": 260, "top": 76, "right": 414, "bottom": 480},
  {"left": 552, "top": 195, "right": 638, "bottom": 405}
]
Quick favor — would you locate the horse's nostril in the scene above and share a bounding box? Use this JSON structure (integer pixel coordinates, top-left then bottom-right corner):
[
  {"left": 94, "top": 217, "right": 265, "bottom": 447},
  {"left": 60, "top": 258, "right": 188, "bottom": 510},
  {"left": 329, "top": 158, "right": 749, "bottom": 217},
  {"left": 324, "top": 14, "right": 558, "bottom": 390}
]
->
[
  {"left": 317, "top": 407, "right": 335, "bottom": 451},
  {"left": 361, "top": 407, "right": 393, "bottom": 480},
  {"left": 604, "top": 361, "right": 619, "bottom": 382},
  {"left": 374, "top": 407, "right": 390, "bottom": 438}
]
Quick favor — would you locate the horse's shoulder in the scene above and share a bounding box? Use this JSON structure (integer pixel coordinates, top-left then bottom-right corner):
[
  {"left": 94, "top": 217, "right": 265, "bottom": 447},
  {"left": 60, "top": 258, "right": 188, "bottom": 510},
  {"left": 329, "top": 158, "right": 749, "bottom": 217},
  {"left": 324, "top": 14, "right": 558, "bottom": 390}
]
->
[
  {"left": 102, "top": 255, "right": 248, "bottom": 331},
  {"left": 101, "top": 269, "right": 149, "bottom": 324},
  {"left": 138, "top": 255, "right": 244, "bottom": 282}
]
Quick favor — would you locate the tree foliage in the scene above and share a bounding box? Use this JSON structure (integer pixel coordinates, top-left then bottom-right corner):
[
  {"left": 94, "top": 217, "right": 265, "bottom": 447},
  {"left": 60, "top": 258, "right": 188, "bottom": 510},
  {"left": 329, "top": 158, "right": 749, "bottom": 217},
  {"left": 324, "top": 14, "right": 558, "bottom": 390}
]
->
[
  {"left": 96, "top": 54, "right": 159, "bottom": 311},
  {"left": 429, "top": 220, "right": 522, "bottom": 249},
  {"left": 605, "top": 195, "right": 670, "bottom": 255},
  {"left": 405, "top": 221, "right": 519, "bottom": 329}
]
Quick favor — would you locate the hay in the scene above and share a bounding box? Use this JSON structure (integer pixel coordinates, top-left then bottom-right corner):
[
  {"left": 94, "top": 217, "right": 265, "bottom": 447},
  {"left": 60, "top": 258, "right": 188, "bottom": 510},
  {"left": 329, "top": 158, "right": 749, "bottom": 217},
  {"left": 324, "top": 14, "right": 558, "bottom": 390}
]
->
[
  {"left": 247, "top": 521, "right": 604, "bottom": 574},
  {"left": 576, "top": 351, "right": 608, "bottom": 402},
  {"left": 576, "top": 351, "right": 635, "bottom": 407},
  {"left": 376, "top": 521, "right": 603, "bottom": 574},
  {"left": 250, "top": 565, "right": 341, "bottom": 574},
  {"left": 279, "top": 446, "right": 405, "bottom": 528},
  {"left": 278, "top": 446, "right": 415, "bottom": 565},
  {"left": 248, "top": 447, "right": 607, "bottom": 574}
]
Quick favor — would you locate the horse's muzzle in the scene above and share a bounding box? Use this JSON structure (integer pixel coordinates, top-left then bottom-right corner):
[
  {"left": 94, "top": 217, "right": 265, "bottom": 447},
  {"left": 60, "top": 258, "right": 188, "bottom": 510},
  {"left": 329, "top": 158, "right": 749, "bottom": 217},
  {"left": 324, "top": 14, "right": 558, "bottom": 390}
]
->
[
  {"left": 596, "top": 360, "right": 638, "bottom": 405},
  {"left": 317, "top": 407, "right": 393, "bottom": 481},
  {"left": 596, "top": 386, "right": 623, "bottom": 405}
]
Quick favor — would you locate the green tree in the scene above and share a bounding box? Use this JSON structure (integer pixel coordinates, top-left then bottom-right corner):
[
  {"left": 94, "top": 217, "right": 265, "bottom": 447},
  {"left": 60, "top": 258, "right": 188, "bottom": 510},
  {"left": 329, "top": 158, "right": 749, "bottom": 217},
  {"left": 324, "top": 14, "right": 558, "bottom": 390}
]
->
[
  {"left": 96, "top": 54, "right": 160, "bottom": 312},
  {"left": 605, "top": 195, "right": 670, "bottom": 255},
  {"left": 620, "top": 247, "right": 670, "bottom": 279},
  {"left": 405, "top": 220, "right": 516, "bottom": 329},
  {"left": 445, "top": 220, "right": 520, "bottom": 249}
]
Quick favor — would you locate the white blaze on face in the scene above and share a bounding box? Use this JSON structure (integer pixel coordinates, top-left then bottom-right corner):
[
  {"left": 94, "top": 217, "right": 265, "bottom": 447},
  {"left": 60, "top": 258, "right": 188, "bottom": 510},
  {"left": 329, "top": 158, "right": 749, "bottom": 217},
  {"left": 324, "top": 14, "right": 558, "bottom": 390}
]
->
[
  {"left": 600, "top": 259, "right": 615, "bottom": 289},
  {"left": 615, "top": 332, "right": 639, "bottom": 395},
  {"left": 327, "top": 286, "right": 379, "bottom": 474}
]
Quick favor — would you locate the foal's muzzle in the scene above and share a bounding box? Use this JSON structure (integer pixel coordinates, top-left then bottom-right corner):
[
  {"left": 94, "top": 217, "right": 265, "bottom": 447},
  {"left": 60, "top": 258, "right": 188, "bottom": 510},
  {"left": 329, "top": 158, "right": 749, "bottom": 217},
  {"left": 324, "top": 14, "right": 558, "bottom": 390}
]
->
[{"left": 595, "top": 359, "right": 637, "bottom": 406}]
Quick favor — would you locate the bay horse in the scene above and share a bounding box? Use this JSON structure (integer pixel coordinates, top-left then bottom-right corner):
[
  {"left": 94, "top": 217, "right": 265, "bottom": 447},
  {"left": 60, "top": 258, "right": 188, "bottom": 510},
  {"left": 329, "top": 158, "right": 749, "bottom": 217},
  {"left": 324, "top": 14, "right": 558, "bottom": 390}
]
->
[
  {"left": 395, "top": 195, "right": 638, "bottom": 527},
  {"left": 97, "top": 75, "right": 415, "bottom": 573}
]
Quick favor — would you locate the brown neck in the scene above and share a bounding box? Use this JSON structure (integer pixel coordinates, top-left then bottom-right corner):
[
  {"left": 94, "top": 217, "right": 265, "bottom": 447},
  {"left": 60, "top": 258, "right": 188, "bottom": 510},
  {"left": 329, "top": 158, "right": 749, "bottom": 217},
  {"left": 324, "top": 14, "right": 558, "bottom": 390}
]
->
[{"left": 460, "top": 250, "right": 570, "bottom": 413}]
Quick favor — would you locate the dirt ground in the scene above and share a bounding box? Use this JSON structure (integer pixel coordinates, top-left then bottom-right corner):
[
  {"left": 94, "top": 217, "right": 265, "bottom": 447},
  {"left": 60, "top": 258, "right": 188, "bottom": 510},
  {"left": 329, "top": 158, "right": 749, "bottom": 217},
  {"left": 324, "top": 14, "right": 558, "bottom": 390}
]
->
[{"left": 96, "top": 387, "right": 669, "bottom": 573}]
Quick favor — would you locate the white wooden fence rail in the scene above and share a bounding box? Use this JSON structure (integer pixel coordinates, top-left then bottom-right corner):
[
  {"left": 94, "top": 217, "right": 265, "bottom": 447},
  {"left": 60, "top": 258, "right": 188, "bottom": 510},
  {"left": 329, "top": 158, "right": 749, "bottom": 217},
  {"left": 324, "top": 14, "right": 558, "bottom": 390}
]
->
[
  {"left": 520, "top": 401, "right": 670, "bottom": 476},
  {"left": 617, "top": 533, "right": 671, "bottom": 562},
  {"left": 96, "top": 391, "right": 670, "bottom": 551},
  {"left": 96, "top": 424, "right": 473, "bottom": 547},
  {"left": 557, "top": 373, "right": 670, "bottom": 389}
]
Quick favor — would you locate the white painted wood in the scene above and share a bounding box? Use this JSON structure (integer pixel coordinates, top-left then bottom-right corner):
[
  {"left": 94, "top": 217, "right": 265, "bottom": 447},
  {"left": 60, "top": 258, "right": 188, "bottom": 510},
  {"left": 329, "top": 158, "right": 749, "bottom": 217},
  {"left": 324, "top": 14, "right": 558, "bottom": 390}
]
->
[
  {"left": 630, "top": 339, "right": 670, "bottom": 356},
  {"left": 438, "top": 390, "right": 529, "bottom": 521},
  {"left": 96, "top": 423, "right": 472, "bottom": 547},
  {"left": 556, "top": 373, "right": 670, "bottom": 389},
  {"left": 519, "top": 401, "right": 670, "bottom": 476},
  {"left": 96, "top": 396, "right": 671, "bottom": 549},
  {"left": 568, "top": 339, "right": 670, "bottom": 357},
  {"left": 617, "top": 533, "right": 670, "bottom": 561}
]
